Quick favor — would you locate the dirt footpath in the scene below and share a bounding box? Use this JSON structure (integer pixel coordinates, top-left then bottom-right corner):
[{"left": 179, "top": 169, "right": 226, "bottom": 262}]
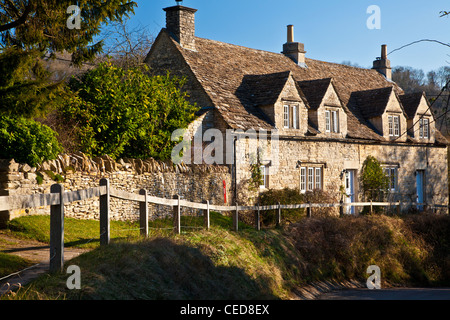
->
[{"left": 0, "top": 232, "right": 88, "bottom": 295}]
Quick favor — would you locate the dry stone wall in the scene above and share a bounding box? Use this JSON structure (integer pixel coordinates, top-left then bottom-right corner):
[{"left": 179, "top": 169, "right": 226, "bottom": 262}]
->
[{"left": 0, "top": 152, "right": 232, "bottom": 224}]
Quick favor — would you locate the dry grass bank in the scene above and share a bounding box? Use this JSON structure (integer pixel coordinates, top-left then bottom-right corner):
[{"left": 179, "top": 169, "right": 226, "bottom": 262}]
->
[{"left": 2, "top": 213, "right": 450, "bottom": 300}]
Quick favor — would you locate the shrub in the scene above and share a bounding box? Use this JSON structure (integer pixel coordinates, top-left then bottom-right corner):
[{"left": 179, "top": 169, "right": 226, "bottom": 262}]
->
[
  {"left": 258, "top": 188, "right": 305, "bottom": 226},
  {"left": 286, "top": 215, "right": 436, "bottom": 285},
  {"left": 0, "top": 115, "right": 63, "bottom": 167},
  {"left": 361, "top": 155, "right": 389, "bottom": 202},
  {"left": 302, "top": 189, "right": 339, "bottom": 217},
  {"left": 258, "top": 188, "right": 338, "bottom": 226},
  {"left": 62, "top": 62, "right": 199, "bottom": 161}
]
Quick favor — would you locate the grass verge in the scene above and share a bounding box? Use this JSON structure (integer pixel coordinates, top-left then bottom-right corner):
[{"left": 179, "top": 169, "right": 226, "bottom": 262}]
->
[{"left": 0, "top": 253, "right": 34, "bottom": 279}]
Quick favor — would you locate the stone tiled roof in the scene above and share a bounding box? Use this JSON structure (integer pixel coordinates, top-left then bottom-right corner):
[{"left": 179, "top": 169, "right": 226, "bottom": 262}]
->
[
  {"left": 158, "top": 30, "right": 446, "bottom": 144},
  {"left": 237, "top": 71, "right": 291, "bottom": 107},
  {"left": 297, "top": 78, "right": 334, "bottom": 110},
  {"left": 348, "top": 87, "right": 402, "bottom": 119},
  {"left": 435, "top": 130, "right": 449, "bottom": 145},
  {"left": 399, "top": 92, "right": 426, "bottom": 119}
]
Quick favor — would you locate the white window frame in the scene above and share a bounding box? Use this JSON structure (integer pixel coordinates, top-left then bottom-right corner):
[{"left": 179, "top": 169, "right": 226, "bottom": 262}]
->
[
  {"left": 388, "top": 115, "right": 400, "bottom": 137},
  {"left": 283, "top": 105, "right": 289, "bottom": 128},
  {"left": 388, "top": 116, "right": 393, "bottom": 136},
  {"left": 260, "top": 165, "right": 269, "bottom": 189},
  {"left": 393, "top": 116, "right": 400, "bottom": 137},
  {"left": 300, "top": 166, "right": 323, "bottom": 193},
  {"left": 383, "top": 166, "right": 398, "bottom": 192},
  {"left": 419, "top": 118, "right": 429, "bottom": 139},
  {"left": 325, "top": 109, "right": 339, "bottom": 133},
  {"left": 325, "top": 110, "right": 331, "bottom": 132},
  {"left": 291, "top": 105, "right": 298, "bottom": 129},
  {"left": 300, "top": 167, "right": 306, "bottom": 192},
  {"left": 331, "top": 110, "right": 339, "bottom": 133},
  {"left": 308, "top": 168, "right": 314, "bottom": 191},
  {"left": 284, "top": 104, "right": 299, "bottom": 129},
  {"left": 315, "top": 167, "right": 322, "bottom": 189}
]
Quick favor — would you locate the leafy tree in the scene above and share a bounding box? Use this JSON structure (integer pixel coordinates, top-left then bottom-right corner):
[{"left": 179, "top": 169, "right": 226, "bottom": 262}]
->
[
  {"left": 0, "top": 0, "right": 137, "bottom": 65},
  {"left": 62, "top": 62, "right": 199, "bottom": 161},
  {"left": 360, "top": 156, "right": 389, "bottom": 202},
  {"left": 0, "top": 115, "right": 63, "bottom": 166},
  {"left": 0, "top": 47, "right": 64, "bottom": 118},
  {"left": 0, "top": 0, "right": 137, "bottom": 118}
]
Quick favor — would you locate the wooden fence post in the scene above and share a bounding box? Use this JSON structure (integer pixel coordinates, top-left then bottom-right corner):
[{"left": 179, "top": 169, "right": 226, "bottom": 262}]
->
[
  {"left": 174, "top": 195, "right": 181, "bottom": 234},
  {"left": 204, "top": 200, "right": 210, "bottom": 230},
  {"left": 339, "top": 200, "right": 344, "bottom": 217},
  {"left": 50, "top": 184, "right": 64, "bottom": 273},
  {"left": 99, "top": 178, "right": 110, "bottom": 246},
  {"left": 233, "top": 203, "right": 239, "bottom": 232},
  {"left": 276, "top": 202, "right": 281, "bottom": 227},
  {"left": 140, "top": 189, "right": 148, "bottom": 237},
  {"left": 255, "top": 203, "right": 261, "bottom": 231}
]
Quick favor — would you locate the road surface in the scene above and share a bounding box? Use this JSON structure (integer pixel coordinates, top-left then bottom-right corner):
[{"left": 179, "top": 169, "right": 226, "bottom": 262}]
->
[{"left": 318, "top": 287, "right": 450, "bottom": 300}]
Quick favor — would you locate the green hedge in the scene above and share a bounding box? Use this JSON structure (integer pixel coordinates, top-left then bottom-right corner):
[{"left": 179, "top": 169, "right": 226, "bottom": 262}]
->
[
  {"left": 0, "top": 115, "right": 63, "bottom": 167},
  {"left": 258, "top": 188, "right": 306, "bottom": 226},
  {"left": 258, "top": 188, "right": 338, "bottom": 226}
]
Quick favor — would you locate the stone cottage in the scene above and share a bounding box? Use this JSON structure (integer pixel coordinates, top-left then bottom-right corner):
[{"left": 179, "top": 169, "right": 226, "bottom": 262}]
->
[{"left": 145, "top": 4, "right": 449, "bottom": 212}]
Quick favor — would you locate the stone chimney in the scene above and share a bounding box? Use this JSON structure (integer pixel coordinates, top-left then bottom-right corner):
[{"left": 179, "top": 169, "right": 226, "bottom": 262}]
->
[
  {"left": 372, "top": 44, "right": 392, "bottom": 80},
  {"left": 164, "top": 5, "right": 197, "bottom": 51},
  {"left": 282, "top": 25, "right": 306, "bottom": 67}
]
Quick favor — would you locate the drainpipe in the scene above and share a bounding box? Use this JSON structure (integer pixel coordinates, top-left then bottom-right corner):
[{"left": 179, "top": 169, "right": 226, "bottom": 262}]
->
[{"left": 233, "top": 134, "right": 237, "bottom": 205}]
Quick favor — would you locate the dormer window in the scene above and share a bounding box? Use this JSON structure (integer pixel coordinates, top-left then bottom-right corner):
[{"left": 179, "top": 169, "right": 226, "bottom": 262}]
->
[
  {"left": 325, "top": 109, "right": 339, "bottom": 133},
  {"left": 419, "top": 118, "right": 429, "bottom": 139},
  {"left": 283, "top": 104, "right": 299, "bottom": 129},
  {"left": 388, "top": 115, "right": 400, "bottom": 137}
]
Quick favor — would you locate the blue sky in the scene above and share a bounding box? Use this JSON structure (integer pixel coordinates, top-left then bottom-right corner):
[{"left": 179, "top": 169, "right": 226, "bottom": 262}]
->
[{"left": 128, "top": 0, "right": 450, "bottom": 74}]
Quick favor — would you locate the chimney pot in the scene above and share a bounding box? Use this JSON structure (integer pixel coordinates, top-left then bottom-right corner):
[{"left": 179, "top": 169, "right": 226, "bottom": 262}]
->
[
  {"left": 287, "top": 25, "right": 294, "bottom": 43},
  {"left": 381, "top": 44, "right": 387, "bottom": 59}
]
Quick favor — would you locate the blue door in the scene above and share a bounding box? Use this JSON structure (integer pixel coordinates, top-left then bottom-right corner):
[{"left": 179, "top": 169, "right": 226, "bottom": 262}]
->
[{"left": 416, "top": 171, "right": 424, "bottom": 211}]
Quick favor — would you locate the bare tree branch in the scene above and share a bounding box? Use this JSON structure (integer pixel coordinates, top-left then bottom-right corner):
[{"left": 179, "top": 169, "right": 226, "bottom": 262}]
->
[
  {"left": 98, "top": 17, "right": 154, "bottom": 69},
  {"left": 0, "top": 0, "right": 31, "bottom": 32},
  {"left": 4, "top": 0, "right": 20, "bottom": 17}
]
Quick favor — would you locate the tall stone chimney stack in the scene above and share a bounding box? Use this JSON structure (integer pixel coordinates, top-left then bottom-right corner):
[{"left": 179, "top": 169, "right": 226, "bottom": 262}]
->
[
  {"left": 372, "top": 44, "right": 392, "bottom": 80},
  {"left": 164, "top": 5, "right": 197, "bottom": 51},
  {"left": 282, "top": 25, "right": 306, "bottom": 67}
]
